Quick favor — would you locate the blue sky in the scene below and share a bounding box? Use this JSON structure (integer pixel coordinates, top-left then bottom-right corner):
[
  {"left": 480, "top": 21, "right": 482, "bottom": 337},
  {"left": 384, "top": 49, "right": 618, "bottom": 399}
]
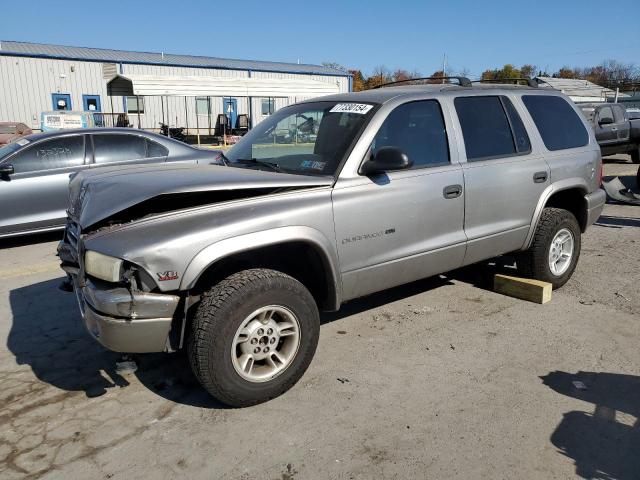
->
[{"left": 1, "top": 0, "right": 638, "bottom": 78}]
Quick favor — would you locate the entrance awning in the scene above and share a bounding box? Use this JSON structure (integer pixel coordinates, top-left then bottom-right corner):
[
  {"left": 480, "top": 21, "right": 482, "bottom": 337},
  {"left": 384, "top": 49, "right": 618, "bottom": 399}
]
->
[{"left": 107, "top": 73, "right": 341, "bottom": 97}]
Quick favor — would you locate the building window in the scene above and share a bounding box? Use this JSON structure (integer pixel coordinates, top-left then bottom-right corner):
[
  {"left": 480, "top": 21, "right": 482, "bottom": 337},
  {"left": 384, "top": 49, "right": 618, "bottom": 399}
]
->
[
  {"left": 261, "top": 98, "right": 275, "bottom": 116},
  {"left": 126, "top": 96, "right": 144, "bottom": 114},
  {"left": 196, "top": 97, "right": 210, "bottom": 116}
]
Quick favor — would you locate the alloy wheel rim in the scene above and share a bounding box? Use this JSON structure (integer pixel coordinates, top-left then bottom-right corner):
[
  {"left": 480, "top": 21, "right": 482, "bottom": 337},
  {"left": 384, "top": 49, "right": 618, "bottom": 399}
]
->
[
  {"left": 548, "top": 228, "right": 574, "bottom": 276},
  {"left": 231, "top": 305, "right": 301, "bottom": 383}
]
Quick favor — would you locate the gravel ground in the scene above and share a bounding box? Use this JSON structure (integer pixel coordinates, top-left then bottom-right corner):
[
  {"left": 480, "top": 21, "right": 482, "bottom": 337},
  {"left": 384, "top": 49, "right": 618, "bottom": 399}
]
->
[{"left": 0, "top": 158, "right": 638, "bottom": 480}]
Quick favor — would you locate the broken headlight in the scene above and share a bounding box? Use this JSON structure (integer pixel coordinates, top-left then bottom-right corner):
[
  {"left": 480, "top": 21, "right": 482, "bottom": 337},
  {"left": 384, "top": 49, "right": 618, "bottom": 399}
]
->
[{"left": 84, "top": 250, "right": 123, "bottom": 283}]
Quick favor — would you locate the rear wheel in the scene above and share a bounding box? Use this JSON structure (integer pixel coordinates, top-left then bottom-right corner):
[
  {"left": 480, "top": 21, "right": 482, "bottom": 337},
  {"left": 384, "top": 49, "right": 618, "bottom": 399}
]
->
[
  {"left": 188, "top": 268, "right": 320, "bottom": 407},
  {"left": 517, "top": 208, "right": 581, "bottom": 289},
  {"left": 631, "top": 147, "right": 639, "bottom": 164}
]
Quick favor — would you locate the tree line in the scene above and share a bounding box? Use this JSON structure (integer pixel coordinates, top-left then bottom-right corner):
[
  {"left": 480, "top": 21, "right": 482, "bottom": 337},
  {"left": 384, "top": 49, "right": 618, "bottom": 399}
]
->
[{"left": 323, "top": 60, "right": 640, "bottom": 92}]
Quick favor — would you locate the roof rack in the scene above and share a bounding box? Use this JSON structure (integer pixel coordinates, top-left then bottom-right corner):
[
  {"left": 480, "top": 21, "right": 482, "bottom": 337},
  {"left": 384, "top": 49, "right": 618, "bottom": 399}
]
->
[
  {"left": 373, "top": 76, "right": 472, "bottom": 89},
  {"left": 472, "top": 78, "right": 538, "bottom": 88}
]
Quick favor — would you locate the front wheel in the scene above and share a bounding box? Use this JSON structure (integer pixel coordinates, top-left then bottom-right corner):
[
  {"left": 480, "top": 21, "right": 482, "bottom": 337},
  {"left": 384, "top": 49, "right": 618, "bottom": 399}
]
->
[
  {"left": 517, "top": 208, "right": 581, "bottom": 289},
  {"left": 188, "top": 268, "right": 320, "bottom": 407}
]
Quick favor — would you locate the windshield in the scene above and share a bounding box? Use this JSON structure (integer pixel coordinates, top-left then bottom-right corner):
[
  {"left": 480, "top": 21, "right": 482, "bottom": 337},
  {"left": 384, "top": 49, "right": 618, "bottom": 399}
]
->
[
  {"left": 226, "top": 101, "right": 376, "bottom": 176},
  {"left": 0, "top": 142, "right": 23, "bottom": 161},
  {"left": 0, "top": 125, "right": 17, "bottom": 134}
]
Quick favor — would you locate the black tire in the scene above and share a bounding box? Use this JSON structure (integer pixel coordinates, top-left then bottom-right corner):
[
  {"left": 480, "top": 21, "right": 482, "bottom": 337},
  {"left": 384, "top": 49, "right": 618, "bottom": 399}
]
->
[
  {"left": 188, "top": 268, "right": 319, "bottom": 407},
  {"left": 636, "top": 164, "right": 640, "bottom": 190},
  {"left": 517, "top": 208, "right": 581, "bottom": 289},
  {"left": 631, "top": 147, "right": 640, "bottom": 164}
]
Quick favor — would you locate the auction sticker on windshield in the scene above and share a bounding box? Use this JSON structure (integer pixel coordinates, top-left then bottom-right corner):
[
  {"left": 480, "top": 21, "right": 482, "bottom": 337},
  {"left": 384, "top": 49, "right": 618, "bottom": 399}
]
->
[{"left": 330, "top": 103, "right": 374, "bottom": 114}]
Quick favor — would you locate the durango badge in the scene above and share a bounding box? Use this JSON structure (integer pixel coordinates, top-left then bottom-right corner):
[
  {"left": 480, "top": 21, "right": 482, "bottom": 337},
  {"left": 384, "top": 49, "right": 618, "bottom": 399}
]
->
[{"left": 157, "top": 271, "right": 179, "bottom": 281}]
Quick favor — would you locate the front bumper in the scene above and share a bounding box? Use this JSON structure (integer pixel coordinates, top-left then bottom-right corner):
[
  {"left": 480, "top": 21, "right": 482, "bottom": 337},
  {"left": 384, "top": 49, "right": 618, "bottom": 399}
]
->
[
  {"left": 584, "top": 189, "right": 607, "bottom": 229},
  {"left": 75, "top": 279, "right": 180, "bottom": 353}
]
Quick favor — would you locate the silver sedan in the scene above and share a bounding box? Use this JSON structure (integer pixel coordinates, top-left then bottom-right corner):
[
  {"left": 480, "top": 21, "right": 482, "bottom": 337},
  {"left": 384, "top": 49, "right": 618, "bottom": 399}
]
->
[{"left": 0, "top": 128, "right": 218, "bottom": 238}]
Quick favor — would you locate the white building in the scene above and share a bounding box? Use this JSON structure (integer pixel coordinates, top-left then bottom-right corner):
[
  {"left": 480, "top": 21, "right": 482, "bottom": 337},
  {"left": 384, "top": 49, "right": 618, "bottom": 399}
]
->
[
  {"left": 536, "top": 76, "right": 628, "bottom": 103},
  {"left": 0, "top": 40, "right": 351, "bottom": 135}
]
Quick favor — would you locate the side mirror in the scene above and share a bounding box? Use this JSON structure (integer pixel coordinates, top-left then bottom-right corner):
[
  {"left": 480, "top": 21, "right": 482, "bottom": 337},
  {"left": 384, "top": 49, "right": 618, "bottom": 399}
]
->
[
  {"left": 0, "top": 164, "right": 14, "bottom": 176},
  {"left": 598, "top": 117, "right": 614, "bottom": 125},
  {"left": 360, "top": 146, "right": 412, "bottom": 176}
]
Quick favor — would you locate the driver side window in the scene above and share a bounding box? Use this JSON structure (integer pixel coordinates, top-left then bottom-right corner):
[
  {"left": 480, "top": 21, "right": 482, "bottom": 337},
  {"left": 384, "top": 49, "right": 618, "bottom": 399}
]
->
[
  {"left": 10, "top": 136, "right": 85, "bottom": 174},
  {"left": 372, "top": 100, "right": 450, "bottom": 169}
]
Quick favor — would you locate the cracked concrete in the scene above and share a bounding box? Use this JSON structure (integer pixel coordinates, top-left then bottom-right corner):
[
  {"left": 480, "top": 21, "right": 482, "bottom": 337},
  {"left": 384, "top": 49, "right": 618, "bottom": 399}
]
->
[{"left": 0, "top": 158, "right": 638, "bottom": 479}]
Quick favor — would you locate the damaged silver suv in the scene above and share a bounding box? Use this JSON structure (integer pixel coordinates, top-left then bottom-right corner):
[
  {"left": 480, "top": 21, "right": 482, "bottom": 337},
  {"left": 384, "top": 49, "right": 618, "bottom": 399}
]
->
[{"left": 59, "top": 78, "right": 606, "bottom": 407}]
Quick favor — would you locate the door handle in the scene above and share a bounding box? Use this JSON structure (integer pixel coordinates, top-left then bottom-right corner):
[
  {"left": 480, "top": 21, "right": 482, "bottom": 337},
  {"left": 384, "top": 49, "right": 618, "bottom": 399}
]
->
[
  {"left": 443, "top": 184, "right": 463, "bottom": 199},
  {"left": 533, "top": 171, "right": 548, "bottom": 183}
]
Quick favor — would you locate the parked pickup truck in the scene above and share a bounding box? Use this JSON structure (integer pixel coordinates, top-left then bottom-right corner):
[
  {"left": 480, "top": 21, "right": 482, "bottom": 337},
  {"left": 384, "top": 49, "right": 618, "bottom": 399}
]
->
[
  {"left": 58, "top": 79, "right": 606, "bottom": 407},
  {"left": 578, "top": 103, "right": 640, "bottom": 163}
]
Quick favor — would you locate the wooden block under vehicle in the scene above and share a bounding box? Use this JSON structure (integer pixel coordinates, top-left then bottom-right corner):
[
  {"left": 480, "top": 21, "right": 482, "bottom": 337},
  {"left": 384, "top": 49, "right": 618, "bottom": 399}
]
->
[{"left": 493, "top": 274, "right": 552, "bottom": 304}]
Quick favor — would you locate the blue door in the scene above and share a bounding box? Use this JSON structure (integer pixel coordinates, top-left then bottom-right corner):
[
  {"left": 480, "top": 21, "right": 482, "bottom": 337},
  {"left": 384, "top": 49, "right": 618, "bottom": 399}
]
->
[
  {"left": 223, "top": 98, "right": 238, "bottom": 129},
  {"left": 82, "top": 95, "right": 101, "bottom": 112},
  {"left": 52, "top": 93, "right": 72, "bottom": 111}
]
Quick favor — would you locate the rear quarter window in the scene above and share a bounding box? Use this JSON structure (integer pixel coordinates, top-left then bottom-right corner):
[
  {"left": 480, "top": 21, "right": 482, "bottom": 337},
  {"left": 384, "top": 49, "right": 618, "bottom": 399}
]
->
[{"left": 522, "top": 96, "right": 589, "bottom": 151}]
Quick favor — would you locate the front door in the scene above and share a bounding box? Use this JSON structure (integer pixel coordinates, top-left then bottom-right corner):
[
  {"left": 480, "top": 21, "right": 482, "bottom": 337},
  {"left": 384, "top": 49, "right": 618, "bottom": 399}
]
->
[
  {"left": 0, "top": 135, "right": 89, "bottom": 235},
  {"left": 454, "top": 94, "right": 550, "bottom": 265},
  {"left": 333, "top": 100, "right": 467, "bottom": 301},
  {"left": 224, "top": 98, "right": 238, "bottom": 130},
  {"left": 52, "top": 93, "right": 72, "bottom": 111},
  {"left": 595, "top": 106, "right": 617, "bottom": 144}
]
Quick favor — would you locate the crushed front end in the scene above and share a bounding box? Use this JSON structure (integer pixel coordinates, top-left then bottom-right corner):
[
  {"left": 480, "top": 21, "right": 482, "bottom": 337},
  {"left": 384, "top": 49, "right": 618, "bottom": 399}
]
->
[{"left": 57, "top": 218, "right": 181, "bottom": 353}]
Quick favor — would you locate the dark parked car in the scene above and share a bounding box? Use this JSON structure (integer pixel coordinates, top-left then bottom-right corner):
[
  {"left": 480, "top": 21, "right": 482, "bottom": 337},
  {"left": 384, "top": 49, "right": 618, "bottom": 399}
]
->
[
  {"left": 0, "top": 128, "right": 218, "bottom": 238},
  {"left": 579, "top": 103, "right": 640, "bottom": 163},
  {"left": 0, "top": 122, "right": 32, "bottom": 145}
]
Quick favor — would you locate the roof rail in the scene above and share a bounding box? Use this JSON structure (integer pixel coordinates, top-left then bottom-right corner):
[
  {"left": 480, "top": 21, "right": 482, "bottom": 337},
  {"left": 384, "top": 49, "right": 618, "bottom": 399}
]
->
[
  {"left": 473, "top": 78, "right": 539, "bottom": 88},
  {"left": 373, "top": 76, "right": 472, "bottom": 89}
]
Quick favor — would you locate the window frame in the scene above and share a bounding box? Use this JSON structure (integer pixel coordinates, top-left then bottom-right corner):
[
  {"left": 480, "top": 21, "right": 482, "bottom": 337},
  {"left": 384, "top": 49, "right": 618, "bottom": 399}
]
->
[
  {"left": 126, "top": 96, "right": 145, "bottom": 115},
  {"left": 4, "top": 134, "right": 87, "bottom": 174},
  {"left": 366, "top": 99, "right": 451, "bottom": 172},
  {"left": 454, "top": 95, "right": 532, "bottom": 163}
]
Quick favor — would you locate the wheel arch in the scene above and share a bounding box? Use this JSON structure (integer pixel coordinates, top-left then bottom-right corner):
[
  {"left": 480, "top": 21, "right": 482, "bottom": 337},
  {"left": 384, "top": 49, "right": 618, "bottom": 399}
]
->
[
  {"left": 180, "top": 226, "right": 342, "bottom": 311},
  {"left": 523, "top": 180, "right": 589, "bottom": 250}
]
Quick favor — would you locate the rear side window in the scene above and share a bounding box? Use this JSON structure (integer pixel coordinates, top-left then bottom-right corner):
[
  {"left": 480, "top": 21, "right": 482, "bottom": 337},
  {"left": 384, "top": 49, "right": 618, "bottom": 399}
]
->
[
  {"left": 9, "top": 136, "right": 85, "bottom": 173},
  {"left": 372, "top": 100, "right": 449, "bottom": 168},
  {"left": 146, "top": 139, "right": 168, "bottom": 158},
  {"left": 522, "top": 96, "right": 589, "bottom": 151},
  {"left": 93, "top": 134, "right": 147, "bottom": 163},
  {"left": 454, "top": 96, "right": 529, "bottom": 161}
]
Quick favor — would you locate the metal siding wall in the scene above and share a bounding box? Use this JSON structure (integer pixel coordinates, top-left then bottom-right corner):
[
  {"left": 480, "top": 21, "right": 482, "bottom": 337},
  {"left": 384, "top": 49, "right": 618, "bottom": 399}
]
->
[
  {"left": 0, "top": 55, "right": 122, "bottom": 129},
  {"left": 0, "top": 55, "right": 350, "bottom": 133}
]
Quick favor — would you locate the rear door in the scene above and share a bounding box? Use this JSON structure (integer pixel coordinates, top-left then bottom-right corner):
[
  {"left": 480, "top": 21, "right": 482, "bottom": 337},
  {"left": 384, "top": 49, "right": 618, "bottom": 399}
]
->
[
  {"left": 89, "top": 133, "right": 168, "bottom": 167},
  {"left": 453, "top": 95, "right": 549, "bottom": 265},
  {"left": 333, "top": 99, "right": 467, "bottom": 300},
  {"left": 0, "top": 135, "right": 89, "bottom": 235}
]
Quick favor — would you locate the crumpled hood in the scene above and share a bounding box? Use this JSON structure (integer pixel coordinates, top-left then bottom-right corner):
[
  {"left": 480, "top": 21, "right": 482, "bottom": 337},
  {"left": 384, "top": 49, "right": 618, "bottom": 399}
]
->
[{"left": 69, "top": 162, "right": 333, "bottom": 228}]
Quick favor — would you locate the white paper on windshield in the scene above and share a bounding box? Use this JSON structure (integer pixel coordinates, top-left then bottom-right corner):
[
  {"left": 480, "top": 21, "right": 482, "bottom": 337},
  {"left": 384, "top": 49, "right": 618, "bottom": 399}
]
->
[
  {"left": 330, "top": 103, "right": 374, "bottom": 115},
  {"left": 16, "top": 139, "right": 30, "bottom": 146}
]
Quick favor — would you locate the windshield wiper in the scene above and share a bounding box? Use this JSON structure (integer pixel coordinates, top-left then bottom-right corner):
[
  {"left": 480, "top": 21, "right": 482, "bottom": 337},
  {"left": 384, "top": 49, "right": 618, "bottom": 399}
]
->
[{"left": 234, "top": 158, "right": 284, "bottom": 173}]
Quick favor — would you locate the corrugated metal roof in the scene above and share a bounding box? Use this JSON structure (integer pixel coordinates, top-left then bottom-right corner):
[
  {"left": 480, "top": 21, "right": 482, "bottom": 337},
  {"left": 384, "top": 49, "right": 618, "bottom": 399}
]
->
[
  {"left": 0, "top": 40, "right": 349, "bottom": 77},
  {"left": 536, "top": 76, "right": 627, "bottom": 99}
]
